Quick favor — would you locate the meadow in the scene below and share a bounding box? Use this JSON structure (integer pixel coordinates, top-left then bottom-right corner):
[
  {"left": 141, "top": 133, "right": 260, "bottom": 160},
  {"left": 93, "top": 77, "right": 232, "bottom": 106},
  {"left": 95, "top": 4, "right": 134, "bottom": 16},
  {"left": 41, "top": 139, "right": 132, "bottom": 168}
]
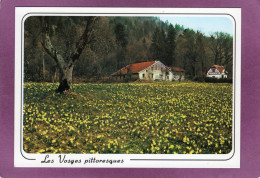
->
[{"left": 23, "top": 82, "right": 232, "bottom": 154}]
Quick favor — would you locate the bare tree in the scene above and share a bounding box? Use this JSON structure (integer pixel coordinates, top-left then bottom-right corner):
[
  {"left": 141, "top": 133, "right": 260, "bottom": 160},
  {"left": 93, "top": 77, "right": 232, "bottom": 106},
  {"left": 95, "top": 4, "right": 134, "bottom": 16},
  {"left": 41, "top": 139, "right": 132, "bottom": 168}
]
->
[{"left": 41, "top": 16, "right": 98, "bottom": 93}]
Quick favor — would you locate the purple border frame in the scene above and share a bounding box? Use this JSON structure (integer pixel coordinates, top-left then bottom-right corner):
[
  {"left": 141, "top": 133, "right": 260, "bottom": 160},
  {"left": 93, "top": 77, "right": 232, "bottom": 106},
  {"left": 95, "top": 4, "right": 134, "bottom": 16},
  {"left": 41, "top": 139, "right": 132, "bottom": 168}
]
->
[{"left": 0, "top": 0, "right": 259, "bottom": 177}]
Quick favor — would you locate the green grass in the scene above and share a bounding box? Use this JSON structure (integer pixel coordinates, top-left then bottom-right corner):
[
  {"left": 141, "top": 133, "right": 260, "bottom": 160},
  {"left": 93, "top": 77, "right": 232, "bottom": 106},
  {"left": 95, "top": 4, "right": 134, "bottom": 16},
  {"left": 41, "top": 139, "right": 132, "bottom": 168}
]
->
[{"left": 23, "top": 82, "right": 232, "bottom": 154}]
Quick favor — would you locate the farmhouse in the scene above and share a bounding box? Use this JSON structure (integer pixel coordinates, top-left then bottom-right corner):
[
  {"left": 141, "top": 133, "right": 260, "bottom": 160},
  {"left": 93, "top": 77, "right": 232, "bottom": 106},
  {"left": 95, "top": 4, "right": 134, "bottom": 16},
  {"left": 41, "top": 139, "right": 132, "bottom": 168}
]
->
[
  {"left": 168, "top": 67, "right": 185, "bottom": 81},
  {"left": 206, "top": 65, "right": 228, "bottom": 79},
  {"left": 112, "top": 60, "right": 174, "bottom": 81}
]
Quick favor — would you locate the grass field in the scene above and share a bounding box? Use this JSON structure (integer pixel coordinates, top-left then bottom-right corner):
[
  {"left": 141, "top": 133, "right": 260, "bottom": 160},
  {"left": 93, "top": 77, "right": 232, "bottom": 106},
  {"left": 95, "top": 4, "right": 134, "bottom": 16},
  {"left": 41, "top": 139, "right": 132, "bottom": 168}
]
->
[{"left": 23, "top": 82, "right": 232, "bottom": 154}]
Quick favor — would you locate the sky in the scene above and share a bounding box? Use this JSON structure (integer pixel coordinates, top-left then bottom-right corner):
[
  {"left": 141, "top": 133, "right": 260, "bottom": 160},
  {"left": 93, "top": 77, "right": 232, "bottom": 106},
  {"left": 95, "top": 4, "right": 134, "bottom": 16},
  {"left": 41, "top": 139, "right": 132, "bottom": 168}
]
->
[{"left": 159, "top": 16, "right": 234, "bottom": 36}]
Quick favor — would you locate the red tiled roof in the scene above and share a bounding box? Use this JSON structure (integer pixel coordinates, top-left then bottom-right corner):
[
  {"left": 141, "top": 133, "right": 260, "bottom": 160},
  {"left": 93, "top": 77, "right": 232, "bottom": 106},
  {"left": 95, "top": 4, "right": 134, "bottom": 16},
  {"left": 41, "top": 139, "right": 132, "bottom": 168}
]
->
[
  {"left": 112, "top": 61, "right": 155, "bottom": 75},
  {"left": 211, "top": 65, "right": 225, "bottom": 73},
  {"left": 168, "top": 67, "right": 185, "bottom": 72}
]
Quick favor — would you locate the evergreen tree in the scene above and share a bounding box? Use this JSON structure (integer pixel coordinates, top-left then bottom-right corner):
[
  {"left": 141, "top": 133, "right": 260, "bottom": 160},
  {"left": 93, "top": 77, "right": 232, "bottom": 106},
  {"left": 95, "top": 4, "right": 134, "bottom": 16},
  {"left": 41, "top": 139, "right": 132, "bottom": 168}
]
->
[
  {"left": 114, "top": 23, "right": 128, "bottom": 49},
  {"left": 180, "top": 29, "right": 197, "bottom": 78},
  {"left": 195, "top": 32, "right": 206, "bottom": 77},
  {"left": 114, "top": 23, "right": 128, "bottom": 69},
  {"left": 150, "top": 27, "right": 167, "bottom": 62},
  {"left": 165, "top": 24, "right": 177, "bottom": 66}
]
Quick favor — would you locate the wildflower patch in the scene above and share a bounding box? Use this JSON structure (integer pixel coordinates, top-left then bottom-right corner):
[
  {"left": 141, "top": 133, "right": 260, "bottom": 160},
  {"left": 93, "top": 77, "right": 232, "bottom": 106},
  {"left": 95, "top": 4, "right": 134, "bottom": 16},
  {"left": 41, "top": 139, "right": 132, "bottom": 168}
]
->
[{"left": 23, "top": 82, "right": 232, "bottom": 154}]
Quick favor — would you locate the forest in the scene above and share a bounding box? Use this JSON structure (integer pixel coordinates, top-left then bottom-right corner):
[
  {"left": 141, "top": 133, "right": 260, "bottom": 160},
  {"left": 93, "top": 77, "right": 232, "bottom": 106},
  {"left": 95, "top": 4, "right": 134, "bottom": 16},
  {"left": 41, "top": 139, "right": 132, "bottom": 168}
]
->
[{"left": 24, "top": 16, "right": 233, "bottom": 87}]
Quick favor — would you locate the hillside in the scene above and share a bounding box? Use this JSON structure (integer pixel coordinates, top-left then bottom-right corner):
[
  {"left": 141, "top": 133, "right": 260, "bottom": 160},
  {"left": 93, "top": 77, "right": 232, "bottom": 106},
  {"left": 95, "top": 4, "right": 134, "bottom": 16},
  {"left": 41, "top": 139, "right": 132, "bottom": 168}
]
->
[{"left": 24, "top": 16, "right": 233, "bottom": 82}]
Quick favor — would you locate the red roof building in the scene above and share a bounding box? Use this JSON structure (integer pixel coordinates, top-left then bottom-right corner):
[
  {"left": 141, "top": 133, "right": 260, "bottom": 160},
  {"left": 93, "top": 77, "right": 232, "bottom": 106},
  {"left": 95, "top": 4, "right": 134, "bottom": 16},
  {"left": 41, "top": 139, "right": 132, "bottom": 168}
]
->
[
  {"left": 112, "top": 60, "right": 175, "bottom": 81},
  {"left": 168, "top": 67, "right": 185, "bottom": 81},
  {"left": 112, "top": 61, "right": 186, "bottom": 81},
  {"left": 206, "top": 65, "right": 228, "bottom": 79},
  {"left": 112, "top": 61, "right": 155, "bottom": 76},
  {"left": 211, "top": 65, "right": 224, "bottom": 73},
  {"left": 168, "top": 67, "right": 185, "bottom": 72}
]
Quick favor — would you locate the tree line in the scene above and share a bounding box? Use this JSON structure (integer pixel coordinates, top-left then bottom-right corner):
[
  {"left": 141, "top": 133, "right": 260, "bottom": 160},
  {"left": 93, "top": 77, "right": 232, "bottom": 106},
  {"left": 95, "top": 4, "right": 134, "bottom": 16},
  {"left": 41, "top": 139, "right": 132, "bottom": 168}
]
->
[{"left": 24, "top": 16, "right": 233, "bottom": 92}]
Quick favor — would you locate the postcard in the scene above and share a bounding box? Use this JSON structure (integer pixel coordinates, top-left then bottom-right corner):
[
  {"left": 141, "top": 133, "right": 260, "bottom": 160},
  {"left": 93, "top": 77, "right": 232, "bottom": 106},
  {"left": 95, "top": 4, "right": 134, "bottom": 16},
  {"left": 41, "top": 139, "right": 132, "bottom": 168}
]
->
[{"left": 14, "top": 7, "right": 241, "bottom": 168}]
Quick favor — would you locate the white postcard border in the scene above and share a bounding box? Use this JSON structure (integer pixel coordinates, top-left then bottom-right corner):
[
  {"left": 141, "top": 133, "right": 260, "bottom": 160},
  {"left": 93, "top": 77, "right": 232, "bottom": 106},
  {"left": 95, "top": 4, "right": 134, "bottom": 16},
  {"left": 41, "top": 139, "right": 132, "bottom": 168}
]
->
[{"left": 15, "top": 7, "right": 241, "bottom": 168}]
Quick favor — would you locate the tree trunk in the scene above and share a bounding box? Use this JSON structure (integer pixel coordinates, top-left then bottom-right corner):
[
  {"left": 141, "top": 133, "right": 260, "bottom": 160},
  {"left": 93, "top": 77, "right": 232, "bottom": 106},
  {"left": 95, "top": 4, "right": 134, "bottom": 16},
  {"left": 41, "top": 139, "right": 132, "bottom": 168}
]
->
[
  {"left": 56, "top": 64, "right": 74, "bottom": 93},
  {"left": 42, "top": 52, "right": 45, "bottom": 81}
]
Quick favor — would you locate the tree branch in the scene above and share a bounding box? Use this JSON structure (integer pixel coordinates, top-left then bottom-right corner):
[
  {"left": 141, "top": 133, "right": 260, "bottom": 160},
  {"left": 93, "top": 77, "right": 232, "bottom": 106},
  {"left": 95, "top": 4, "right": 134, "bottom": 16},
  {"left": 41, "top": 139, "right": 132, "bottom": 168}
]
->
[
  {"left": 41, "top": 16, "right": 66, "bottom": 69},
  {"left": 70, "top": 16, "right": 98, "bottom": 64}
]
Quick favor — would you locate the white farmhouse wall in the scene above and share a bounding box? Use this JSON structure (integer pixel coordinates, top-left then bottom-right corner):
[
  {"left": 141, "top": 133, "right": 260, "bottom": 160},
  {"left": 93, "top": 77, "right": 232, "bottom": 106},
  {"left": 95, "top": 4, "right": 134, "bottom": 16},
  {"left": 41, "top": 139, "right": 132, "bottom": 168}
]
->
[
  {"left": 173, "top": 73, "right": 185, "bottom": 81},
  {"left": 207, "top": 68, "right": 227, "bottom": 79},
  {"left": 207, "top": 74, "right": 222, "bottom": 79},
  {"left": 138, "top": 61, "right": 172, "bottom": 81},
  {"left": 167, "top": 72, "right": 174, "bottom": 81}
]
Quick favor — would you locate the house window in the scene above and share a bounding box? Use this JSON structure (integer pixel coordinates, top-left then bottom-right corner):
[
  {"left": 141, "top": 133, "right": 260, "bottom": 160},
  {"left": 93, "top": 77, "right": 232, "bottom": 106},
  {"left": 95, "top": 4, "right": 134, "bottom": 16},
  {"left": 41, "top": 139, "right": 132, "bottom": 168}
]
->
[
  {"left": 151, "top": 74, "right": 153, "bottom": 78},
  {"left": 143, "top": 74, "right": 145, "bottom": 78},
  {"left": 212, "top": 69, "right": 216, "bottom": 72}
]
